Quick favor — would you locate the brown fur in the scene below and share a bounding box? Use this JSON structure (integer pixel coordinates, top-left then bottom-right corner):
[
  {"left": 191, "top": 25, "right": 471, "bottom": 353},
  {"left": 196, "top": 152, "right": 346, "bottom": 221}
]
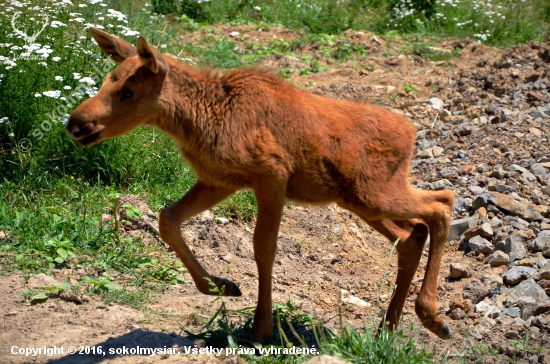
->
[{"left": 67, "top": 28, "right": 455, "bottom": 343}]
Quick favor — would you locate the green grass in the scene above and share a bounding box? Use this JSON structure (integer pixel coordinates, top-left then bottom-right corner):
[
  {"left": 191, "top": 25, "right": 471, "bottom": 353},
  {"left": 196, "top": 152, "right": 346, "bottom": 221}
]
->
[
  {"left": 152, "top": 0, "right": 549, "bottom": 46},
  {"left": 320, "top": 323, "right": 437, "bottom": 363},
  {"left": 182, "top": 289, "right": 442, "bottom": 363}
]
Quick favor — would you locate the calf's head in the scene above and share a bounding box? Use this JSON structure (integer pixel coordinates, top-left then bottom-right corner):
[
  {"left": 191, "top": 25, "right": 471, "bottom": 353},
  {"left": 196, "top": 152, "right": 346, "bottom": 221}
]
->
[{"left": 66, "top": 28, "right": 168, "bottom": 146}]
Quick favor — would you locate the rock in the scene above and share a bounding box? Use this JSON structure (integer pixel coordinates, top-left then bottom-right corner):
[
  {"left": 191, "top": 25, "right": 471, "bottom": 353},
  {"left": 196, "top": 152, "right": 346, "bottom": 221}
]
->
[
  {"left": 521, "top": 302, "right": 543, "bottom": 320},
  {"left": 518, "top": 258, "right": 535, "bottom": 267},
  {"left": 464, "top": 222, "right": 494, "bottom": 240},
  {"left": 450, "top": 263, "right": 471, "bottom": 279},
  {"left": 476, "top": 299, "right": 501, "bottom": 317},
  {"left": 432, "top": 179, "right": 453, "bottom": 190},
  {"left": 439, "top": 167, "right": 458, "bottom": 179},
  {"left": 531, "top": 163, "right": 548, "bottom": 175},
  {"left": 538, "top": 279, "right": 550, "bottom": 292},
  {"left": 505, "top": 330, "right": 521, "bottom": 340},
  {"left": 534, "top": 302, "right": 550, "bottom": 316},
  {"left": 533, "top": 266, "right": 550, "bottom": 281},
  {"left": 530, "top": 128, "right": 542, "bottom": 137},
  {"left": 59, "top": 291, "right": 89, "bottom": 304},
  {"left": 468, "top": 235, "right": 494, "bottom": 255},
  {"left": 489, "top": 251, "right": 510, "bottom": 267},
  {"left": 490, "top": 217, "right": 504, "bottom": 229},
  {"left": 505, "top": 235, "right": 527, "bottom": 262},
  {"left": 487, "top": 178, "right": 499, "bottom": 191},
  {"left": 448, "top": 217, "right": 479, "bottom": 240},
  {"left": 439, "top": 109, "right": 451, "bottom": 121},
  {"left": 505, "top": 345, "right": 518, "bottom": 358},
  {"left": 417, "top": 149, "right": 433, "bottom": 158},
  {"left": 463, "top": 280, "right": 489, "bottom": 303},
  {"left": 530, "top": 235, "right": 550, "bottom": 252},
  {"left": 453, "top": 197, "right": 473, "bottom": 215},
  {"left": 506, "top": 279, "right": 549, "bottom": 305},
  {"left": 426, "top": 97, "right": 444, "bottom": 110},
  {"left": 340, "top": 289, "right": 370, "bottom": 307},
  {"left": 450, "top": 298, "right": 473, "bottom": 313},
  {"left": 472, "top": 192, "right": 543, "bottom": 222},
  {"left": 482, "top": 273, "right": 503, "bottom": 289},
  {"left": 502, "top": 266, "right": 537, "bottom": 285},
  {"left": 432, "top": 146, "right": 444, "bottom": 157},
  {"left": 504, "top": 307, "right": 520, "bottom": 318},
  {"left": 509, "top": 164, "right": 529, "bottom": 174},
  {"left": 469, "top": 186, "right": 486, "bottom": 195},
  {"left": 532, "top": 316, "right": 549, "bottom": 329},
  {"left": 215, "top": 217, "right": 230, "bottom": 224},
  {"left": 228, "top": 31, "right": 240, "bottom": 37},
  {"left": 533, "top": 111, "right": 549, "bottom": 119},
  {"left": 27, "top": 274, "right": 59, "bottom": 289},
  {"left": 449, "top": 308, "right": 466, "bottom": 320}
]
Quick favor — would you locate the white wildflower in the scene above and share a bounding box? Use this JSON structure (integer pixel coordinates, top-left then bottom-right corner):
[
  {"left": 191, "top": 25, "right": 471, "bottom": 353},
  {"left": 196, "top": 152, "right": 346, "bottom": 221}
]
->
[
  {"left": 43, "top": 90, "right": 61, "bottom": 98},
  {"left": 121, "top": 29, "right": 140, "bottom": 37},
  {"left": 50, "top": 20, "right": 67, "bottom": 28},
  {"left": 79, "top": 77, "right": 95, "bottom": 85},
  {"left": 106, "top": 9, "right": 126, "bottom": 21}
]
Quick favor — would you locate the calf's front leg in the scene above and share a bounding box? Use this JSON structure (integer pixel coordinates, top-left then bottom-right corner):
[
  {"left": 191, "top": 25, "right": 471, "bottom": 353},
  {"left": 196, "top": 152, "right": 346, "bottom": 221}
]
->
[
  {"left": 158, "top": 181, "right": 241, "bottom": 296},
  {"left": 250, "top": 183, "right": 286, "bottom": 344}
]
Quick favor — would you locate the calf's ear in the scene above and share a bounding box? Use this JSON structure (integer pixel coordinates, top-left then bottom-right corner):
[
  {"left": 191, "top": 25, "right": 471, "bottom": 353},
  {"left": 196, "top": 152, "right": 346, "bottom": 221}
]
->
[
  {"left": 136, "top": 35, "right": 168, "bottom": 74},
  {"left": 89, "top": 27, "right": 137, "bottom": 63}
]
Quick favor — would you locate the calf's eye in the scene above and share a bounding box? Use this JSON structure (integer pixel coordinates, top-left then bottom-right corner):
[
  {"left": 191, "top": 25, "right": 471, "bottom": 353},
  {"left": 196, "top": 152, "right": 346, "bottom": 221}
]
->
[{"left": 121, "top": 89, "right": 133, "bottom": 101}]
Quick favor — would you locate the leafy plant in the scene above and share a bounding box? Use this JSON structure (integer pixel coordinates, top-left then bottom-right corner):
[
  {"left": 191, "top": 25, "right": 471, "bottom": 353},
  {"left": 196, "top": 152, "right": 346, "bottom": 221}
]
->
[
  {"left": 80, "top": 275, "right": 122, "bottom": 293},
  {"left": 402, "top": 84, "right": 418, "bottom": 94},
  {"left": 123, "top": 204, "right": 142, "bottom": 220},
  {"left": 44, "top": 238, "right": 76, "bottom": 267}
]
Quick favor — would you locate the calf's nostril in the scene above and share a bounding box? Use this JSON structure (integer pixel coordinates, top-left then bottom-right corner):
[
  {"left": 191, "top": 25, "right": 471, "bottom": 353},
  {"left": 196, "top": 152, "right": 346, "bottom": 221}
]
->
[
  {"left": 67, "top": 116, "right": 95, "bottom": 138},
  {"left": 71, "top": 126, "right": 84, "bottom": 137}
]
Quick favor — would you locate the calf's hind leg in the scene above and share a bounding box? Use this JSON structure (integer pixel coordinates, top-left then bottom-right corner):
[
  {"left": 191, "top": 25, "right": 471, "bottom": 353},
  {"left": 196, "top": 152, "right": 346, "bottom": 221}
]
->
[
  {"left": 341, "top": 187, "right": 454, "bottom": 339},
  {"left": 158, "top": 181, "right": 241, "bottom": 296},
  {"left": 365, "top": 219, "right": 428, "bottom": 332}
]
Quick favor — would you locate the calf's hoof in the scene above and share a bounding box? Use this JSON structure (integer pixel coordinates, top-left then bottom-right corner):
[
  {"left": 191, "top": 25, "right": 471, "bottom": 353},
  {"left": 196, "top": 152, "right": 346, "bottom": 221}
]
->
[
  {"left": 437, "top": 322, "right": 451, "bottom": 340},
  {"left": 203, "top": 277, "right": 242, "bottom": 297}
]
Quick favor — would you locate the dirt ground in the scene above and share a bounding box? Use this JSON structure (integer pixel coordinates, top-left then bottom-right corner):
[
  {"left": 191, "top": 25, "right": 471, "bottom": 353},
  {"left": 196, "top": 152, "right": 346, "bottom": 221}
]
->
[{"left": 1, "top": 26, "right": 550, "bottom": 363}]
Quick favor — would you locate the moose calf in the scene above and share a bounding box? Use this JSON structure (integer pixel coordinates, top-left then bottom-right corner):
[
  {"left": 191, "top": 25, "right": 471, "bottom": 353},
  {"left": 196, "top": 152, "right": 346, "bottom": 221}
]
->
[{"left": 67, "top": 28, "right": 454, "bottom": 344}]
